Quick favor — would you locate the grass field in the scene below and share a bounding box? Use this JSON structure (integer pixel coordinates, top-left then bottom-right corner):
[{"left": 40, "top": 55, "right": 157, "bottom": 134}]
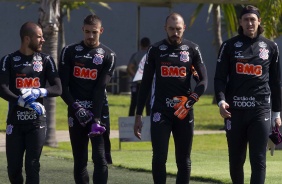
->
[{"left": 1, "top": 95, "right": 282, "bottom": 183}]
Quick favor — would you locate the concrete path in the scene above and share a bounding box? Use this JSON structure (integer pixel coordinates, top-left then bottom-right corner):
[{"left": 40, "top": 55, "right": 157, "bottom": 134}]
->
[{"left": 0, "top": 130, "right": 224, "bottom": 152}]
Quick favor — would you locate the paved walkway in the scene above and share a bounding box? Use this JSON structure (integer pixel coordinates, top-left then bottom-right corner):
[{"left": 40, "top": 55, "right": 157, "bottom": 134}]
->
[{"left": 0, "top": 130, "right": 224, "bottom": 152}]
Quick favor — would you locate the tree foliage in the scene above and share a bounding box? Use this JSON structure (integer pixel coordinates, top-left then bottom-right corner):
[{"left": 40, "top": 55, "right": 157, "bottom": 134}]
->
[{"left": 257, "top": 0, "right": 282, "bottom": 39}]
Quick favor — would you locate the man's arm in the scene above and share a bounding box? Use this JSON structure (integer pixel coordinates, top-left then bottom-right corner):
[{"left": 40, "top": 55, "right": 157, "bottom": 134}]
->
[
  {"left": 269, "top": 43, "right": 281, "bottom": 127},
  {"left": 214, "top": 42, "right": 230, "bottom": 104},
  {"left": 44, "top": 56, "right": 62, "bottom": 97},
  {"left": 136, "top": 47, "right": 154, "bottom": 115},
  {"left": 126, "top": 53, "right": 137, "bottom": 77},
  {"left": 269, "top": 43, "right": 281, "bottom": 113},
  {"left": 91, "top": 52, "right": 116, "bottom": 119},
  {"left": 0, "top": 55, "right": 18, "bottom": 103},
  {"left": 192, "top": 46, "right": 208, "bottom": 97},
  {"left": 58, "top": 46, "right": 75, "bottom": 106}
]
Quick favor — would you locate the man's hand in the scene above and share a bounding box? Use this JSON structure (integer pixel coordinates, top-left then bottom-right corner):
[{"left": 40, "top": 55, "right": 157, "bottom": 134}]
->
[
  {"left": 173, "top": 93, "right": 199, "bottom": 120},
  {"left": 134, "top": 115, "right": 143, "bottom": 140},
  {"left": 26, "top": 102, "right": 46, "bottom": 116},
  {"left": 21, "top": 88, "right": 47, "bottom": 104},
  {"left": 218, "top": 100, "right": 231, "bottom": 118},
  {"left": 72, "top": 102, "right": 93, "bottom": 127},
  {"left": 271, "top": 112, "right": 281, "bottom": 128}
]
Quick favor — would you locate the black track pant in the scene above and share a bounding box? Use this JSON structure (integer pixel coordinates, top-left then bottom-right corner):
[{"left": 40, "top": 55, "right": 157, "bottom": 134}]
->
[
  {"left": 69, "top": 119, "right": 108, "bottom": 184},
  {"left": 101, "top": 96, "right": 111, "bottom": 157},
  {"left": 225, "top": 108, "right": 271, "bottom": 184},
  {"left": 150, "top": 109, "right": 194, "bottom": 184},
  {"left": 6, "top": 122, "right": 46, "bottom": 184}
]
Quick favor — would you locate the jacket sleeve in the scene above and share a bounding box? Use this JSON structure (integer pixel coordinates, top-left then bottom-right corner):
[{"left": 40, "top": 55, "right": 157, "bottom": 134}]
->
[
  {"left": 44, "top": 56, "right": 62, "bottom": 97},
  {"left": 269, "top": 42, "right": 281, "bottom": 112},
  {"left": 0, "top": 54, "right": 18, "bottom": 103},
  {"left": 214, "top": 42, "right": 230, "bottom": 104},
  {"left": 136, "top": 47, "right": 154, "bottom": 115},
  {"left": 59, "top": 46, "right": 75, "bottom": 106},
  {"left": 192, "top": 45, "right": 208, "bottom": 97}
]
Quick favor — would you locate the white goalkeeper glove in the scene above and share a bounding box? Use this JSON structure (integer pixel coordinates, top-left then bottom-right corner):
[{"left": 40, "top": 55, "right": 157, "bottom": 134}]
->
[
  {"left": 21, "top": 88, "right": 48, "bottom": 104},
  {"left": 17, "top": 96, "right": 46, "bottom": 116}
]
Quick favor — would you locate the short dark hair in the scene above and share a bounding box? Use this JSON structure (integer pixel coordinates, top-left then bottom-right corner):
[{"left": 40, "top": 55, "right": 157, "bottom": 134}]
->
[
  {"left": 140, "top": 37, "right": 151, "bottom": 47},
  {"left": 237, "top": 5, "right": 264, "bottom": 35},
  {"left": 165, "top": 12, "right": 184, "bottom": 25},
  {"left": 20, "top": 22, "right": 40, "bottom": 42},
  {"left": 83, "top": 14, "right": 102, "bottom": 25}
]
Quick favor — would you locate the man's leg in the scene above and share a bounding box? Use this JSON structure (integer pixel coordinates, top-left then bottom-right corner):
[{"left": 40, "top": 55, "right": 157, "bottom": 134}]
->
[
  {"left": 6, "top": 124, "right": 25, "bottom": 184},
  {"left": 226, "top": 110, "right": 248, "bottom": 184},
  {"left": 69, "top": 117, "right": 90, "bottom": 184},
  {"left": 248, "top": 109, "right": 270, "bottom": 184},
  {"left": 151, "top": 111, "right": 172, "bottom": 184},
  {"left": 101, "top": 95, "right": 112, "bottom": 164},
  {"left": 25, "top": 122, "right": 46, "bottom": 184},
  {"left": 91, "top": 134, "right": 108, "bottom": 184},
  {"left": 172, "top": 110, "right": 194, "bottom": 184}
]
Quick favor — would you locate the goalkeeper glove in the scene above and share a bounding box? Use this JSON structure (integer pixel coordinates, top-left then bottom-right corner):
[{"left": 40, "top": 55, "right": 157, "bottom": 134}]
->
[
  {"left": 21, "top": 88, "right": 47, "bottom": 104},
  {"left": 17, "top": 95, "right": 28, "bottom": 108},
  {"left": 173, "top": 93, "right": 199, "bottom": 120},
  {"left": 17, "top": 96, "right": 46, "bottom": 115},
  {"left": 88, "top": 120, "right": 106, "bottom": 137},
  {"left": 26, "top": 102, "right": 46, "bottom": 116},
  {"left": 72, "top": 102, "right": 93, "bottom": 127}
]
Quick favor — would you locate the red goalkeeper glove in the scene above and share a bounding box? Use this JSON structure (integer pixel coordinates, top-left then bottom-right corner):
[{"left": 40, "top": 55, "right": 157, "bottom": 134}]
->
[{"left": 173, "top": 93, "right": 199, "bottom": 120}]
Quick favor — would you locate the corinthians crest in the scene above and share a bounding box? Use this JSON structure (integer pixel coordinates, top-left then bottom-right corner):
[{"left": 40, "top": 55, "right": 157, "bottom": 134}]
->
[{"left": 180, "top": 51, "right": 189, "bottom": 62}]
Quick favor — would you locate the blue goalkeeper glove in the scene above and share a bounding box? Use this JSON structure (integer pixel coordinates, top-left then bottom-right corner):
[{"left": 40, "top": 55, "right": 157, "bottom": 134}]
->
[
  {"left": 21, "top": 88, "right": 48, "bottom": 104},
  {"left": 72, "top": 102, "right": 93, "bottom": 127},
  {"left": 26, "top": 102, "right": 46, "bottom": 116},
  {"left": 17, "top": 95, "right": 46, "bottom": 116}
]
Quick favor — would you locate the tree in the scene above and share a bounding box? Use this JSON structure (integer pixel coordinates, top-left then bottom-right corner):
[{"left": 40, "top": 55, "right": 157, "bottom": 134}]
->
[
  {"left": 257, "top": 0, "right": 282, "bottom": 39},
  {"left": 38, "top": 0, "right": 60, "bottom": 147}
]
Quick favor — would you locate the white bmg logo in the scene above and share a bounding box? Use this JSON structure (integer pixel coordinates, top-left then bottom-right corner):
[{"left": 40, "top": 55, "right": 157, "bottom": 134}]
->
[{"left": 233, "top": 96, "right": 255, "bottom": 107}]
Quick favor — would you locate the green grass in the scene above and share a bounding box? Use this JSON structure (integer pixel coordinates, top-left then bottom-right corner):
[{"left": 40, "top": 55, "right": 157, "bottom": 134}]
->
[
  {"left": 41, "top": 134, "right": 282, "bottom": 184},
  {"left": 1, "top": 95, "right": 281, "bottom": 183}
]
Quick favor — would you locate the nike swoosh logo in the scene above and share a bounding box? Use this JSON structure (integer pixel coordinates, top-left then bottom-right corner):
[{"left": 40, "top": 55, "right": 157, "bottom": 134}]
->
[
  {"left": 103, "top": 116, "right": 109, "bottom": 118},
  {"left": 40, "top": 126, "right": 45, "bottom": 129},
  {"left": 265, "top": 118, "right": 270, "bottom": 121},
  {"left": 189, "top": 119, "right": 193, "bottom": 123}
]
